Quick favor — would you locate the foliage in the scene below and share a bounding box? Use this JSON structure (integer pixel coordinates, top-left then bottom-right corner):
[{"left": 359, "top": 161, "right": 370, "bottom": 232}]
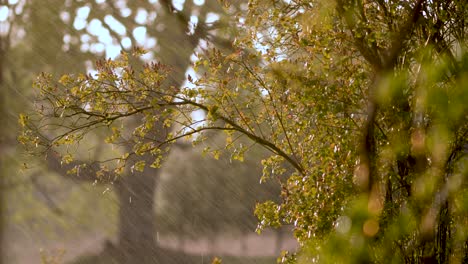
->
[{"left": 20, "top": 0, "right": 468, "bottom": 263}]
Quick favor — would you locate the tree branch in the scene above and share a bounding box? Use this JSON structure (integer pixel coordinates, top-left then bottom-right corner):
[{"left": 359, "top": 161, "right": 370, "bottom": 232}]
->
[{"left": 45, "top": 149, "right": 117, "bottom": 184}]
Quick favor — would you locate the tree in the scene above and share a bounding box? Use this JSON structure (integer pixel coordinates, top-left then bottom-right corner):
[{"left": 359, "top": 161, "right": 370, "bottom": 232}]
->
[
  {"left": 20, "top": 0, "right": 467, "bottom": 263},
  {"left": 14, "top": 0, "right": 249, "bottom": 263}
]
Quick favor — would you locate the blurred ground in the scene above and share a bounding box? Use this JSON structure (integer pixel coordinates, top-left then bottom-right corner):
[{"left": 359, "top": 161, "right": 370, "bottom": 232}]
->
[{"left": 6, "top": 228, "right": 297, "bottom": 263}]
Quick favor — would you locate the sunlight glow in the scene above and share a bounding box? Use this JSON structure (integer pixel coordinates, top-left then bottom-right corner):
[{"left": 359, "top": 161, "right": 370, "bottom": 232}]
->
[
  {"left": 76, "top": 6, "right": 90, "bottom": 19},
  {"left": 188, "top": 15, "right": 198, "bottom": 34},
  {"left": 115, "top": 0, "right": 131, "bottom": 17},
  {"left": 191, "top": 109, "right": 206, "bottom": 126},
  {"left": 74, "top": 2, "right": 162, "bottom": 59},
  {"left": 82, "top": 16, "right": 123, "bottom": 59},
  {"left": 80, "top": 34, "right": 90, "bottom": 43},
  {"left": 135, "top": 8, "right": 148, "bottom": 24},
  {"left": 104, "top": 15, "right": 126, "bottom": 35},
  {"left": 172, "top": 0, "right": 185, "bottom": 11},
  {"left": 121, "top": 37, "right": 132, "bottom": 49},
  {"left": 133, "top": 26, "right": 147, "bottom": 45},
  {"left": 60, "top": 11, "right": 70, "bottom": 23},
  {"left": 91, "top": 43, "right": 105, "bottom": 53},
  {"left": 0, "top": 6, "right": 9, "bottom": 22},
  {"left": 205, "top": 12, "right": 220, "bottom": 24},
  {"left": 182, "top": 67, "right": 197, "bottom": 89},
  {"left": 145, "top": 37, "right": 157, "bottom": 49},
  {"left": 106, "top": 44, "right": 122, "bottom": 59},
  {"left": 87, "top": 19, "right": 103, "bottom": 35},
  {"left": 120, "top": 7, "right": 131, "bottom": 17},
  {"left": 73, "top": 18, "right": 87, "bottom": 30}
]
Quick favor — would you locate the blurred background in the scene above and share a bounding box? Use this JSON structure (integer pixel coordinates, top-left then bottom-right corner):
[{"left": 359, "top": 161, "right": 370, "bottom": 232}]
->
[{"left": 0, "top": 0, "right": 297, "bottom": 263}]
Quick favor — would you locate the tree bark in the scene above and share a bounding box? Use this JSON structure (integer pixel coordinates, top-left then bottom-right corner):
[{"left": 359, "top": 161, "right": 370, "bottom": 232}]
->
[
  {"left": 435, "top": 201, "right": 450, "bottom": 264},
  {"left": 114, "top": 170, "right": 159, "bottom": 263}
]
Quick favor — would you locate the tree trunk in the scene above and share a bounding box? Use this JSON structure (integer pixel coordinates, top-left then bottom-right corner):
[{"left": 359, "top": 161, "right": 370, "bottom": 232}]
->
[
  {"left": 436, "top": 201, "right": 450, "bottom": 263},
  {"left": 463, "top": 239, "right": 468, "bottom": 263},
  {"left": 114, "top": 170, "right": 159, "bottom": 263}
]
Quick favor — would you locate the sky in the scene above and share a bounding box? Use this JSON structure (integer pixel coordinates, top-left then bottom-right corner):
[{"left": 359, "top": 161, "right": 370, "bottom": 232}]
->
[
  {"left": 69, "top": 0, "right": 219, "bottom": 60},
  {"left": 69, "top": 0, "right": 220, "bottom": 96}
]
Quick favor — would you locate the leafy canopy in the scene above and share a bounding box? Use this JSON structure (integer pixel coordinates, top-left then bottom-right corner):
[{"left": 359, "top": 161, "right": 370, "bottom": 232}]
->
[{"left": 20, "top": 0, "right": 468, "bottom": 263}]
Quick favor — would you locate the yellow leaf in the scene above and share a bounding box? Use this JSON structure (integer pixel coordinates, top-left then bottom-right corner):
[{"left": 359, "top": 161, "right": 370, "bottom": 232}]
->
[
  {"left": 18, "top": 114, "right": 28, "bottom": 127},
  {"left": 61, "top": 153, "right": 73, "bottom": 164},
  {"left": 213, "top": 150, "right": 221, "bottom": 160},
  {"left": 114, "top": 166, "right": 124, "bottom": 175},
  {"left": 211, "top": 257, "right": 222, "bottom": 264},
  {"left": 59, "top": 74, "right": 71, "bottom": 85},
  {"left": 133, "top": 161, "right": 146, "bottom": 172}
]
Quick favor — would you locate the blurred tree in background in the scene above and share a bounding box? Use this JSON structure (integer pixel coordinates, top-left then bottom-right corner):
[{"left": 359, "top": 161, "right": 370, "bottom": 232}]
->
[
  {"left": 157, "top": 133, "right": 281, "bottom": 251},
  {"left": 16, "top": 0, "right": 468, "bottom": 264}
]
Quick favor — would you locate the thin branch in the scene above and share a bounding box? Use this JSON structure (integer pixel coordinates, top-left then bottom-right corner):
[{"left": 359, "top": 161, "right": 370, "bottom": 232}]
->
[{"left": 179, "top": 98, "right": 306, "bottom": 175}]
